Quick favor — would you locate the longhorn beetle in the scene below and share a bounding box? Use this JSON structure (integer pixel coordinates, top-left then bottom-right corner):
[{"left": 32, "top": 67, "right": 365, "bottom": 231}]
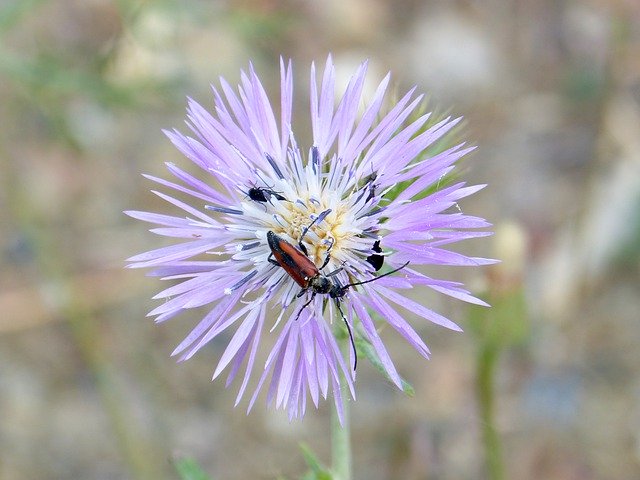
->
[{"left": 266, "top": 222, "right": 409, "bottom": 370}]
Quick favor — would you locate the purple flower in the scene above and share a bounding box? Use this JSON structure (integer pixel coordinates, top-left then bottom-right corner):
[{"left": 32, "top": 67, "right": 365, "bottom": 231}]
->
[{"left": 126, "top": 57, "right": 494, "bottom": 422}]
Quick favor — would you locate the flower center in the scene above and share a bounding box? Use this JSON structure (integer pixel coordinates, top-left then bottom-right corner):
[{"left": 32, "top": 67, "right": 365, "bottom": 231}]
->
[{"left": 276, "top": 191, "right": 351, "bottom": 268}]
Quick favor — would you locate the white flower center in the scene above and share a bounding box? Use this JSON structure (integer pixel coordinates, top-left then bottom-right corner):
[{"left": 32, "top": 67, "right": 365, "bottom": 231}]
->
[
  {"left": 234, "top": 151, "right": 381, "bottom": 279},
  {"left": 266, "top": 187, "right": 355, "bottom": 268}
]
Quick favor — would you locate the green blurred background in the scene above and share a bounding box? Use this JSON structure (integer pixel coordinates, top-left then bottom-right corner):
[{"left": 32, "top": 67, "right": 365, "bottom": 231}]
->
[{"left": 1, "top": 1, "right": 639, "bottom": 479}]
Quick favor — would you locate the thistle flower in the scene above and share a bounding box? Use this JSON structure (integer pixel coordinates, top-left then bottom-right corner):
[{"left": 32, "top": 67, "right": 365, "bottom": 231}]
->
[{"left": 126, "top": 57, "right": 494, "bottom": 422}]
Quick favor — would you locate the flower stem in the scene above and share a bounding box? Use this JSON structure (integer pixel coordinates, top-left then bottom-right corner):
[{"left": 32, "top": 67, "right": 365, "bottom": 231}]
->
[
  {"left": 476, "top": 342, "right": 504, "bottom": 480},
  {"left": 331, "top": 395, "right": 351, "bottom": 480},
  {"left": 331, "top": 330, "right": 352, "bottom": 480}
]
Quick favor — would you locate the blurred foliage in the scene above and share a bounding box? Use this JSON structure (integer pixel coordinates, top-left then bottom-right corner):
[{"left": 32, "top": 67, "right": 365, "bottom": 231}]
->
[
  {"left": 468, "top": 285, "right": 529, "bottom": 480},
  {"left": 468, "top": 288, "right": 529, "bottom": 351},
  {"left": 612, "top": 193, "right": 640, "bottom": 268},
  {"left": 174, "top": 456, "right": 213, "bottom": 480},
  {"left": 299, "top": 444, "right": 334, "bottom": 480},
  {"left": 0, "top": 0, "right": 181, "bottom": 150},
  {"left": 0, "top": 0, "right": 45, "bottom": 33}
]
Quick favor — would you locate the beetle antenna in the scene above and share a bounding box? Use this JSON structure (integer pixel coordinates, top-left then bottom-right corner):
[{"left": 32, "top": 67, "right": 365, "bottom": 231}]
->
[
  {"left": 342, "top": 261, "right": 410, "bottom": 290},
  {"left": 335, "top": 299, "right": 357, "bottom": 371}
]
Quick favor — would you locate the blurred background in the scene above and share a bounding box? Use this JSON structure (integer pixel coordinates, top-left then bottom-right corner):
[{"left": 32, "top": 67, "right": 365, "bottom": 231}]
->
[{"left": 1, "top": 0, "right": 639, "bottom": 479}]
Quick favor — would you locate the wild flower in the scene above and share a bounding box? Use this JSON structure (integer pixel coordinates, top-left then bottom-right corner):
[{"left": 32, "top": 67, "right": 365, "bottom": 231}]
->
[{"left": 127, "top": 57, "right": 494, "bottom": 422}]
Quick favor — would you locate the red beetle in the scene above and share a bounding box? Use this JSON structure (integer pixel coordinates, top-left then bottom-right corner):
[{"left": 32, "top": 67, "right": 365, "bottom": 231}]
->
[{"left": 267, "top": 228, "right": 408, "bottom": 370}]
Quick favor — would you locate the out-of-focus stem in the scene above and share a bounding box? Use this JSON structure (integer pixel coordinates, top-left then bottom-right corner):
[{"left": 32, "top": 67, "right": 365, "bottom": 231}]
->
[
  {"left": 476, "top": 342, "right": 504, "bottom": 480},
  {"left": 331, "top": 327, "right": 352, "bottom": 480}
]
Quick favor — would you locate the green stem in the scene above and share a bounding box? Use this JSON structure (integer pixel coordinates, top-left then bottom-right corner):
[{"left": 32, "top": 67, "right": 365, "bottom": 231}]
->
[
  {"left": 331, "top": 329, "right": 352, "bottom": 480},
  {"left": 476, "top": 342, "right": 504, "bottom": 480}
]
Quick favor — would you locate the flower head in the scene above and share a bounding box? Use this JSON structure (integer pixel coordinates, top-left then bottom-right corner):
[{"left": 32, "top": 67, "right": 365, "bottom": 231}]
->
[{"left": 126, "top": 57, "right": 494, "bottom": 422}]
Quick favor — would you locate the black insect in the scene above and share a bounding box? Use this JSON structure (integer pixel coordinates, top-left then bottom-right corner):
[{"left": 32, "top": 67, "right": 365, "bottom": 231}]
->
[
  {"left": 362, "top": 171, "right": 378, "bottom": 203},
  {"left": 267, "top": 216, "right": 408, "bottom": 370},
  {"left": 247, "top": 186, "right": 287, "bottom": 203},
  {"left": 366, "top": 240, "right": 384, "bottom": 271}
]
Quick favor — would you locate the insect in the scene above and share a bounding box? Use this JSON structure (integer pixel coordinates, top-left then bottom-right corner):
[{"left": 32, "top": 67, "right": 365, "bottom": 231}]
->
[
  {"left": 267, "top": 226, "right": 408, "bottom": 370},
  {"left": 247, "top": 186, "right": 287, "bottom": 203},
  {"left": 361, "top": 171, "right": 378, "bottom": 203},
  {"left": 366, "top": 240, "right": 384, "bottom": 271}
]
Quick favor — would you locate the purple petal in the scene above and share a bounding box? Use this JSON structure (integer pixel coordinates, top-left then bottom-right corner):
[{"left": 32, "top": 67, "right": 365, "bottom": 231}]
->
[
  {"left": 363, "top": 291, "right": 431, "bottom": 358},
  {"left": 124, "top": 210, "right": 198, "bottom": 228},
  {"left": 171, "top": 291, "right": 241, "bottom": 356},
  {"left": 235, "top": 304, "right": 266, "bottom": 405},
  {"left": 180, "top": 301, "right": 256, "bottom": 361},
  {"left": 213, "top": 306, "right": 262, "bottom": 379},
  {"left": 276, "top": 321, "right": 300, "bottom": 408},
  {"left": 126, "top": 239, "right": 223, "bottom": 266},
  {"left": 375, "top": 285, "right": 463, "bottom": 332},
  {"left": 352, "top": 298, "right": 402, "bottom": 388}
]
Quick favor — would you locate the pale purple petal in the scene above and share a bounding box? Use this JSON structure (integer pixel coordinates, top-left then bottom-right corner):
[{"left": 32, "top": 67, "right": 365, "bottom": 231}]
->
[
  {"left": 375, "top": 285, "right": 463, "bottom": 332},
  {"left": 352, "top": 298, "right": 402, "bottom": 388},
  {"left": 234, "top": 304, "right": 265, "bottom": 405},
  {"left": 213, "top": 306, "right": 262, "bottom": 379},
  {"left": 363, "top": 291, "right": 431, "bottom": 358},
  {"left": 171, "top": 291, "right": 241, "bottom": 356}
]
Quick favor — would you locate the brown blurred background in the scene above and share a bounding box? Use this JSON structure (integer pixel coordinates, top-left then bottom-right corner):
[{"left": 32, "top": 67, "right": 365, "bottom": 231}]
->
[{"left": 1, "top": 1, "right": 639, "bottom": 479}]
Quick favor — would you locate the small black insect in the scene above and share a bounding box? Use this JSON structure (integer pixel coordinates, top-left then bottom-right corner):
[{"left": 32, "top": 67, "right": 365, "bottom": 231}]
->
[
  {"left": 366, "top": 240, "right": 384, "bottom": 271},
  {"left": 362, "top": 171, "right": 379, "bottom": 203},
  {"left": 248, "top": 186, "right": 287, "bottom": 203}
]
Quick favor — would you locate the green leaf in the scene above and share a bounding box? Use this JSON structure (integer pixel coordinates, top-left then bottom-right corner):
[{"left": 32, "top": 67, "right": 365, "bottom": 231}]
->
[
  {"left": 173, "top": 457, "right": 212, "bottom": 480},
  {"left": 299, "top": 443, "right": 333, "bottom": 480},
  {"left": 357, "top": 338, "right": 415, "bottom": 396}
]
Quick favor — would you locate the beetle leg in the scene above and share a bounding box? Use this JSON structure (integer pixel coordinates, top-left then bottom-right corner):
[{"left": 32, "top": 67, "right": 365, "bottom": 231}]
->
[
  {"left": 294, "top": 292, "right": 315, "bottom": 321},
  {"left": 318, "top": 237, "right": 335, "bottom": 270},
  {"left": 268, "top": 252, "right": 280, "bottom": 266}
]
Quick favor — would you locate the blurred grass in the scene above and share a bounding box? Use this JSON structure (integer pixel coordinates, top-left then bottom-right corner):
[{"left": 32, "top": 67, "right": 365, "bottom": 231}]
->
[
  {"left": 0, "top": 1, "right": 173, "bottom": 478},
  {"left": 1, "top": 147, "right": 165, "bottom": 479}
]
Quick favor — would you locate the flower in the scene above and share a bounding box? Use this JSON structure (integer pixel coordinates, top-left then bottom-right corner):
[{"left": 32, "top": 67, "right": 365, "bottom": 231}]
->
[{"left": 126, "top": 56, "right": 494, "bottom": 422}]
